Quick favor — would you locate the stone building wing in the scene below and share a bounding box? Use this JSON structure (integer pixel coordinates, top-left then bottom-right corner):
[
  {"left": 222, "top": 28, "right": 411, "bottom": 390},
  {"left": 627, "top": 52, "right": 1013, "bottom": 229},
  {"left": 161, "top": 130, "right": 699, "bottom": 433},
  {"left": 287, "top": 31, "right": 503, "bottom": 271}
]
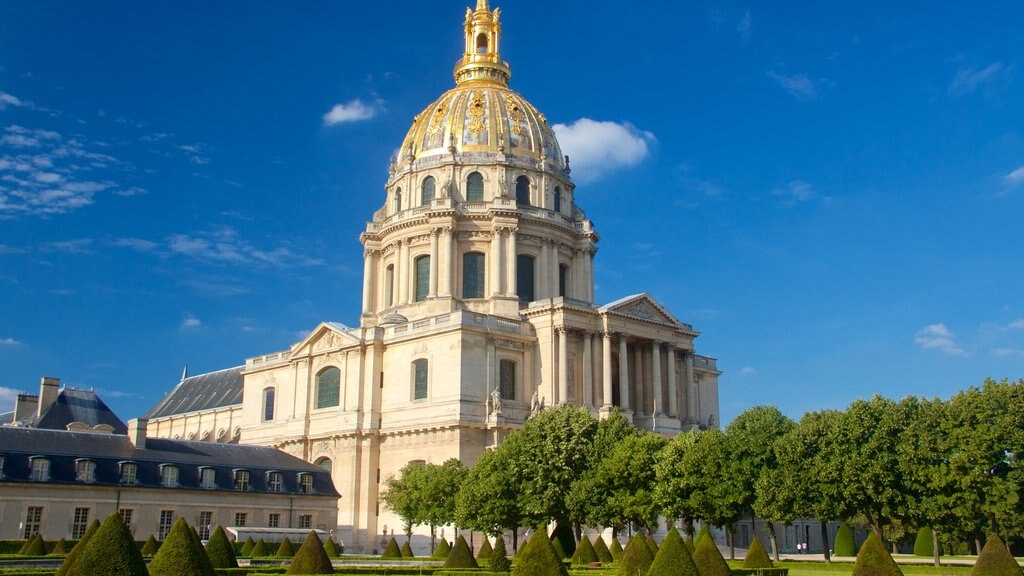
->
[{"left": 145, "top": 366, "right": 244, "bottom": 419}]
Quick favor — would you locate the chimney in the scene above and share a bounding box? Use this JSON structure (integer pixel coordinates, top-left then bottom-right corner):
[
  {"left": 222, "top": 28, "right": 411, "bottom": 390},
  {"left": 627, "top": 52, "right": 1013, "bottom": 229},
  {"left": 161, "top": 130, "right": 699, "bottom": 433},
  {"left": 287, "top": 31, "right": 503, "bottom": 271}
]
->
[
  {"left": 13, "top": 394, "right": 38, "bottom": 423},
  {"left": 37, "top": 377, "right": 60, "bottom": 419},
  {"left": 127, "top": 418, "right": 148, "bottom": 449}
]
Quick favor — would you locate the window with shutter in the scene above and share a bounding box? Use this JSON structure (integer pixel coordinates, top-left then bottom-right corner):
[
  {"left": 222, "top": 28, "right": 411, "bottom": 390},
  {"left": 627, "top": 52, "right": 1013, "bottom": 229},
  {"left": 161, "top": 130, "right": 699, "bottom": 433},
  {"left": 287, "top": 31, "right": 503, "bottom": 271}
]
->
[
  {"left": 412, "top": 359, "right": 428, "bottom": 400},
  {"left": 516, "top": 254, "right": 535, "bottom": 302},
  {"left": 421, "top": 177, "right": 435, "bottom": 205},
  {"left": 499, "top": 360, "right": 516, "bottom": 400},
  {"left": 462, "top": 252, "right": 485, "bottom": 298},
  {"left": 414, "top": 256, "right": 430, "bottom": 302},
  {"left": 515, "top": 176, "right": 530, "bottom": 205},
  {"left": 466, "top": 172, "right": 484, "bottom": 201}
]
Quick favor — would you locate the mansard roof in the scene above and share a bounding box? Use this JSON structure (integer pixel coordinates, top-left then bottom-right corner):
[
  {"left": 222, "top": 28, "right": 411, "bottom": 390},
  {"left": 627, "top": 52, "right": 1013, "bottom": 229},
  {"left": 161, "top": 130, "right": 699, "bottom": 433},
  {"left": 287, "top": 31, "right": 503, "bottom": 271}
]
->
[
  {"left": 144, "top": 366, "right": 244, "bottom": 419},
  {"left": 28, "top": 388, "right": 129, "bottom": 434},
  {"left": 0, "top": 427, "right": 339, "bottom": 498}
]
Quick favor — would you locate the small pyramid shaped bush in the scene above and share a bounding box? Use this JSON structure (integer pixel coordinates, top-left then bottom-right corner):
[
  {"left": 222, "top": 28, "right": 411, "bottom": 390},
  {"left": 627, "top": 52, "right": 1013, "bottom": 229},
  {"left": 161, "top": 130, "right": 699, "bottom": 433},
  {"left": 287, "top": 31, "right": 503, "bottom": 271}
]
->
[
  {"left": 551, "top": 524, "right": 577, "bottom": 560},
  {"left": 239, "top": 536, "right": 255, "bottom": 557},
  {"left": 692, "top": 530, "right": 731, "bottom": 576},
  {"left": 512, "top": 529, "right": 568, "bottom": 576},
  {"left": 205, "top": 526, "right": 238, "bottom": 569},
  {"left": 594, "top": 535, "right": 613, "bottom": 564},
  {"left": 647, "top": 534, "right": 659, "bottom": 555},
  {"left": 149, "top": 517, "right": 215, "bottom": 576},
  {"left": 684, "top": 537, "right": 695, "bottom": 554},
  {"left": 22, "top": 533, "right": 46, "bottom": 556},
  {"left": 835, "top": 523, "right": 857, "bottom": 557},
  {"left": 287, "top": 531, "right": 335, "bottom": 575},
  {"left": 617, "top": 534, "right": 655, "bottom": 576},
  {"left": 55, "top": 518, "right": 100, "bottom": 576},
  {"left": 970, "top": 534, "right": 1022, "bottom": 576},
  {"left": 852, "top": 531, "right": 903, "bottom": 576},
  {"left": 572, "top": 535, "right": 598, "bottom": 566},
  {"left": 742, "top": 535, "right": 774, "bottom": 568},
  {"left": 914, "top": 527, "right": 937, "bottom": 557},
  {"left": 551, "top": 535, "right": 567, "bottom": 560},
  {"left": 445, "top": 535, "right": 479, "bottom": 568},
  {"left": 433, "top": 538, "right": 451, "bottom": 559},
  {"left": 491, "top": 537, "right": 511, "bottom": 573},
  {"left": 141, "top": 535, "right": 160, "bottom": 556},
  {"left": 250, "top": 539, "right": 270, "bottom": 557},
  {"left": 611, "top": 537, "right": 624, "bottom": 561},
  {"left": 324, "top": 539, "right": 339, "bottom": 557},
  {"left": 52, "top": 538, "right": 68, "bottom": 555},
  {"left": 401, "top": 540, "right": 414, "bottom": 557},
  {"left": 478, "top": 537, "right": 493, "bottom": 559},
  {"left": 71, "top": 512, "right": 148, "bottom": 576},
  {"left": 382, "top": 537, "right": 402, "bottom": 558},
  {"left": 276, "top": 537, "right": 296, "bottom": 558},
  {"left": 649, "top": 528, "right": 700, "bottom": 576},
  {"left": 694, "top": 526, "right": 711, "bottom": 547}
]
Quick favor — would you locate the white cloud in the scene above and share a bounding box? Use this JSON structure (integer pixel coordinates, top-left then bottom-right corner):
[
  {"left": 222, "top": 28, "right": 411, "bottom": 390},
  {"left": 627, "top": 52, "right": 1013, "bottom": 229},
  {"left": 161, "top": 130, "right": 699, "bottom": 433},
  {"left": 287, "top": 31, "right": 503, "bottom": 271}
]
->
[
  {"left": 1010, "top": 319, "right": 1024, "bottom": 330},
  {"left": 914, "top": 323, "right": 967, "bottom": 356},
  {"left": 0, "top": 244, "right": 26, "bottom": 254},
  {"left": 0, "top": 337, "right": 22, "bottom": 346},
  {"left": 739, "top": 367, "right": 757, "bottom": 376},
  {"left": 180, "top": 314, "right": 202, "bottom": 330},
  {"left": 166, "top": 227, "right": 324, "bottom": 267},
  {"left": 995, "top": 348, "right": 1024, "bottom": 357},
  {"left": 1004, "top": 166, "right": 1024, "bottom": 185},
  {"left": 948, "top": 62, "right": 1012, "bottom": 97},
  {"left": 0, "top": 386, "right": 25, "bottom": 409},
  {"left": 110, "top": 237, "right": 159, "bottom": 252},
  {"left": 771, "top": 180, "right": 822, "bottom": 205},
  {"left": 0, "top": 92, "right": 26, "bottom": 109},
  {"left": 767, "top": 71, "right": 820, "bottom": 100},
  {"left": 736, "top": 10, "right": 751, "bottom": 38},
  {"left": 323, "top": 99, "right": 378, "bottom": 125},
  {"left": 42, "top": 239, "right": 93, "bottom": 254},
  {"left": 552, "top": 119, "right": 655, "bottom": 183}
]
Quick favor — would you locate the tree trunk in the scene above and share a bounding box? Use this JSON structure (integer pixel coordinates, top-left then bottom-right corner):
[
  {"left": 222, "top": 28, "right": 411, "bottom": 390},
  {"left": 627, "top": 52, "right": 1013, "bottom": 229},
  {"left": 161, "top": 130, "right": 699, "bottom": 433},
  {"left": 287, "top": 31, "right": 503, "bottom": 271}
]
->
[
  {"left": 768, "top": 523, "right": 780, "bottom": 562},
  {"left": 727, "top": 525, "right": 735, "bottom": 560},
  {"left": 513, "top": 529, "right": 519, "bottom": 553},
  {"left": 431, "top": 524, "right": 437, "bottom": 553},
  {"left": 932, "top": 528, "right": 940, "bottom": 567},
  {"left": 975, "top": 537, "right": 982, "bottom": 556},
  {"left": 820, "top": 522, "right": 832, "bottom": 563}
]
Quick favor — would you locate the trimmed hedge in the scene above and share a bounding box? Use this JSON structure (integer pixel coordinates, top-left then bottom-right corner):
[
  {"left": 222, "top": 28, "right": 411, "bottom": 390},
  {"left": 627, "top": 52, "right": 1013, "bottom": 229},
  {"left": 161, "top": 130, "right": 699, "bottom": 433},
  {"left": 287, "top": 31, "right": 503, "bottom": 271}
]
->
[
  {"left": 731, "top": 569, "right": 790, "bottom": 576},
  {"left": 401, "top": 540, "right": 415, "bottom": 558},
  {"left": 444, "top": 535, "right": 478, "bottom": 569},
  {"left": 240, "top": 537, "right": 256, "bottom": 557},
  {"left": 22, "top": 534, "right": 46, "bottom": 556},
  {"left": 551, "top": 537, "right": 567, "bottom": 561},
  {"left": 433, "top": 539, "right": 451, "bottom": 560},
  {"left": 694, "top": 526, "right": 711, "bottom": 547},
  {"left": 571, "top": 535, "right": 598, "bottom": 566},
  {"left": 914, "top": 527, "right": 937, "bottom": 558},
  {"left": 149, "top": 517, "right": 215, "bottom": 576},
  {"left": 742, "top": 535, "right": 773, "bottom": 569},
  {"left": 511, "top": 529, "right": 568, "bottom": 576},
  {"left": 477, "top": 538, "right": 493, "bottom": 559},
  {"left": 55, "top": 518, "right": 100, "bottom": 576},
  {"left": 382, "top": 537, "right": 402, "bottom": 559},
  {"left": 610, "top": 538, "right": 624, "bottom": 561},
  {"left": 852, "top": 531, "right": 903, "bottom": 576},
  {"left": 52, "top": 538, "right": 68, "bottom": 555},
  {"left": 649, "top": 527, "right": 699, "bottom": 576},
  {"left": 286, "top": 531, "right": 334, "bottom": 575},
  {"left": 692, "top": 528, "right": 730, "bottom": 576},
  {"left": 206, "top": 526, "right": 239, "bottom": 569},
  {"left": 140, "top": 534, "right": 160, "bottom": 556},
  {"left": 684, "top": 537, "right": 695, "bottom": 554},
  {"left": 490, "top": 536, "right": 511, "bottom": 573},
  {"left": 251, "top": 539, "right": 271, "bottom": 558},
  {"left": 970, "top": 534, "right": 1022, "bottom": 576},
  {"left": 551, "top": 524, "right": 577, "bottom": 561},
  {"left": 276, "top": 537, "right": 296, "bottom": 558},
  {"left": 834, "top": 523, "right": 857, "bottom": 557},
  {"left": 324, "top": 539, "right": 340, "bottom": 557},
  {"left": 72, "top": 512, "right": 148, "bottom": 576},
  {"left": 593, "top": 536, "right": 613, "bottom": 564},
  {"left": 617, "top": 534, "right": 654, "bottom": 576},
  {"left": 646, "top": 534, "right": 659, "bottom": 556}
]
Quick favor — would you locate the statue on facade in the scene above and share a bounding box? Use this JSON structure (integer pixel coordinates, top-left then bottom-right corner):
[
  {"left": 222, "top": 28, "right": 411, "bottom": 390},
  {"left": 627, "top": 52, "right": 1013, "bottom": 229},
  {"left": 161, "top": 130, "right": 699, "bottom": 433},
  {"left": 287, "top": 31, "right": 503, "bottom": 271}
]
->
[
  {"left": 489, "top": 387, "right": 502, "bottom": 416},
  {"left": 529, "top": 391, "right": 541, "bottom": 417}
]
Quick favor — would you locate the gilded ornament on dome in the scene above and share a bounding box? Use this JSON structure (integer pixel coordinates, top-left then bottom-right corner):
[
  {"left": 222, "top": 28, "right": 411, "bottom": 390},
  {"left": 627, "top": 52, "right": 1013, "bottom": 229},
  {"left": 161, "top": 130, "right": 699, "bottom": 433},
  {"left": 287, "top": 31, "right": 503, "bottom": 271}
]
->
[
  {"left": 467, "top": 91, "right": 487, "bottom": 135},
  {"left": 427, "top": 95, "right": 452, "bottom": 138}
]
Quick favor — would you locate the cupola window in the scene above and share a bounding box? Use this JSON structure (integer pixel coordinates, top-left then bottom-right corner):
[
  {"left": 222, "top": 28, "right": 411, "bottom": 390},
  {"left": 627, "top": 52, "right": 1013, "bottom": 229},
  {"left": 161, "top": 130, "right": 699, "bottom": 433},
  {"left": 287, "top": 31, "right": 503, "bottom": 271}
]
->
[
  {"left": 516, "top": 255, "right": 535, "bottom": 303},
  {"left": 559, "top": 264, "right": 568, "bottom": 298},
  {"left": 499, "top": 360, "right": 516, "bottom": 401},
  {"left": 515, "top": 176, "right": 530, "bottom": 206},
  {"left": 466, "top": 172, "right": 484, "bottom": 202},
  {"left": 421, "top": 177, "right": 436, "bottom": 205},
  {"left": 394, "top": 188, "right": 402, "bottom": 213},
  {"left": 476, "top": 33, "right": 488, "bottom": 54},
  {"left": 412, "top": 359, "right": 429, "bottom": 400},
  {"left": 414, "top": 255, "right": 430, "bottom": 302},
  {"left": 462, "top": 252, "right": 485, "bottom": 299},
  {"left": 385, "top": 264, "right": 395, "bottom": 307},
  {"left": 553, "top": 186, "right": 562, "bottom": 212}
]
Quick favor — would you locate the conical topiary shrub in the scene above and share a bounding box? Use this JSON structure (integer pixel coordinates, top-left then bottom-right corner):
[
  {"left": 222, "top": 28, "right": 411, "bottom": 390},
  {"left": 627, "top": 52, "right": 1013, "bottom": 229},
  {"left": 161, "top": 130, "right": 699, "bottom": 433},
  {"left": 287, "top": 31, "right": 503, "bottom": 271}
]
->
[
  {"left": 239, "top": 536, "right": 256, "bottom": 557},
  {"left": 287, "top": 531, "right": 334, "bottom": 575},
  {"left": 17, "top": 539, "right": 30, "bottom": 555},
  {"left": 617, "top": 534, "right": 655, "bottom": 576},
  {"left": 276, "top": 537, "right": 296, "bottom": 558},
  {"left": 852, "top": 531, "right": 903, "bottom": 576},
  {"left": 250, "top": 539, "right": 270, "bottom": 557},
  {"left": 148, "top": 517, "right": 215, "bottom": 576},
  {"left": 551, "top": 524, "right": 577, "bottom": 560},
  {"left": 382, "top": 537, "right": 402, "bottom": 558},
  {"left": 692, "top": 529, "right": 731, "bottom": 576},
  {"left": 512, "top": 529, "right": 568, "bottom": 576},
  {"left": 140, "top": 535, "right": 160, "bottom": 557},
  {"left": 572, "top": 535, "right": 598, "bottom": 566},
  {"left": 22, "top": 533, "right": 46, "bottom": 556},
  {"left": 324, "top": 539, "right": 339, "bottom": 557},
  {"left": 647, "top": 534, "right": 659, "bottom": 556},
  {"left": 55, "top": 518, "right": 100, "bottom": 576},
  {"left": 684, "top": 537, "right": 695, "bottom": 554},
  {"left": 205, "top": 526, "right": 238, "bottom": 569},
  {"left": 491, "top": 536, "right": 511, "bottom": 573},
  {"left": 649, "top": 527, "right": 700, "bottom": 576},
  {"left": 445, "top": 535, "right": 479, "bottom": 568},
  {"left": 401, "top": 540, "right": 414, "bottom": 558},
  {"left": 71, "top": 512, "right": 148, "bottom": 576},
  {"left": 835, "top": 523, "right": 857, "bottom": 557},
  {"left": 551, "top": 536, "right": 567, "bottom": 561},
  {"left": 611, "top": 537, "right": 624, "bottom": 561},
  {"left": 478, "top": 537, "right": 493, "bottom": 559},
  {"left": 742, "top": 535, "right": 773, "bottom": 568},
  {"left": 594, "top": 536, "right": 613, "bottom": 564},
  {"left": 914, "top": 527, "right": 937, "bottom": 557},
  {"left": 694, "top": 526, "right": 711, "bottom": 547},
  {"left": 52, "top": 538, "right": 68, "bottom": 555},
  {"left": 970, "top": 534, "right": 1022, "bottom": 576},
  {"left": 433, "top": 538, "right": 451, "bottom": 559}
]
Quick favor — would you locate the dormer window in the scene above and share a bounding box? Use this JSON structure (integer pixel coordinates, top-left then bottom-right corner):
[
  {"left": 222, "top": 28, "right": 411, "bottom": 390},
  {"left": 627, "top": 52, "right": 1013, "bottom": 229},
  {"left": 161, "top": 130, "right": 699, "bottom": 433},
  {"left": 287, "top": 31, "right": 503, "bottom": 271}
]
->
[
  {"left": 267, "top": 471, "right": 284, "bottom": 492},
  {"left": 120, "top": 462, "right": 138, "bottom": 485},
  {"left": 199, "top": 467, "right": 216, "bottom": 489},
  {"left": 75, "top": 459, "right": 96, "bottom": 483},
  {"left": 298, "top": 473, "right": 314, "bottom": 494},
  {"left": 29, "top": 456, "right": 50, "bottom": 482},
  {"left": 0, "top": 454, "right": 5, "bottom": 479},
  {"left": 234, "top": 469, "right": 250, "bottom": 491},
  {"left": 160, "top": 464, "right": 179, "bottom": 488}
]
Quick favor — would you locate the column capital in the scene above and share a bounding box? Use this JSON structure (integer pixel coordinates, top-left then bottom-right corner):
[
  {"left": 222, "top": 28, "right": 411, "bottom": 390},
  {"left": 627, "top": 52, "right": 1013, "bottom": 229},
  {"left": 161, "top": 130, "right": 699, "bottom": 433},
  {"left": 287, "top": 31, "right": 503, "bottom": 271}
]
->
[
  {"left": 602, "top": 331, "right": 614, "bottom": 341},
  {"left": 554, "top": 325, "right": 570, "bottom": 335},
  {"left": 652, "top": 339, "right": 665, "bottom": 348},
  {"left": 616, "top": 331, "right": 630, "bottom": 340}
]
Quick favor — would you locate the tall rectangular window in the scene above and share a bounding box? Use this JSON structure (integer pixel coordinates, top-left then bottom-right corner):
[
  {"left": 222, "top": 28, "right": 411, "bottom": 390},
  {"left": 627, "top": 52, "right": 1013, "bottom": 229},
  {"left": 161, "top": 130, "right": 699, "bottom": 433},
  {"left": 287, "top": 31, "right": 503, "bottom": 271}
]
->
[
  {"left": 234, "top": 470, "right": 250, "bottom": 491},
  {"left": 72, "top": 507, "right": 90, "bottom": 539},
  {"left": 516, "top": 255, "right": 535, "bottom": 302},
  {"left": 299, "top": 473, "right": 314, "bottom": 494},
  {"left": 268, "top": 471, "right": 284, "bottom": 492},
  {"left": 316, "top": 367, "right": 341, "bottom": 409},
  {"left": 118, "top": 508, "right": 134, "bottom": 528},
  {"left": 263, "top": 387, "right": 275, "bottom": 422},
  {"left": 161, "top": 465, "right": 178, "bottom": 487},
  {"left": 462, "top": 252, "right": 485, "bottom": 299},
  {"left": 268, "top": 513, "right": 281, "bottom": 528},
  {"left": 120, "top": 462, "right": 138, "bottom": 485},
  {"left": 30, "top": 457, "right": 50, "bottom": 482},
  {"left": 298, "top": 514, "right": 313, "bottom": 529},
  {"left": 234, "top": 512, "right": 247, "bottom": 527},
  {"left": 412, "top": 359, "right": 428, "bottom": 400},
  {"left": 466, "top": 172, "right": 484, "bottom": 201},
  {"left": 198, "top": 511, "right": 212, "bottom": 540},
  {"left": 76, "top": 460, "right": 96, "bottom": 483},
  {"left": 158, "top": 510, "right": 174, "bottom": 540},
  {"left": 558, "top": 265, "right": 568, "bottom": 297},
  {"left": 385, "top": 264, "right": 395, "bottom": 307},
  {"left": 0, "top": 455, "right": 6, "bottom": 478},
  {"left": 499, "top": 360, "right": 516, "bottom": 401},
  {"left": 23, "top": 507, "right": 43, "bottom": 538},
  {"left": 200, "top": 467, "right": 216, "bottom": 489},
  {"left": 414, "top": 255, "right": 430, "bottom": 302}
]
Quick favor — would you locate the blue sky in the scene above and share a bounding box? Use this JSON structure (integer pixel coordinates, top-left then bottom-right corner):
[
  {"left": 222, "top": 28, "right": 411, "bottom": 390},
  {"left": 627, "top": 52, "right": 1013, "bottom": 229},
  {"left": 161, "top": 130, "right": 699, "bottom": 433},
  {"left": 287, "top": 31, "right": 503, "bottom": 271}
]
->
[{"left": 1, "top": 1, "right": 1022, "bottom": 425}]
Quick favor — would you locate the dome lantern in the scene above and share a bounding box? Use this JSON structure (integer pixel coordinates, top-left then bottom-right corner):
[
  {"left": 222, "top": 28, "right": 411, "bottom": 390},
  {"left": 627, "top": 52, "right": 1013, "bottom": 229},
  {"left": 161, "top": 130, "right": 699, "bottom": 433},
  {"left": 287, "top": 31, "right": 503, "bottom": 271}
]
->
[{"left": 454, "top": 0, "right": 510, "bottom": 87}]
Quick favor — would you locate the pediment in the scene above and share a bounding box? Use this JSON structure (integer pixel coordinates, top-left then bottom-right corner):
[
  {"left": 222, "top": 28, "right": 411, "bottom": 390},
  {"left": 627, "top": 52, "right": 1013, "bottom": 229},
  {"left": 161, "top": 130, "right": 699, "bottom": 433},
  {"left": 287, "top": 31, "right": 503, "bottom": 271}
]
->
[
  {"left": 600, "top": 293, "right": 688, "bottom": 329},
  {"left": 291, "top": 321, "right": 362, "bottom": 357}
]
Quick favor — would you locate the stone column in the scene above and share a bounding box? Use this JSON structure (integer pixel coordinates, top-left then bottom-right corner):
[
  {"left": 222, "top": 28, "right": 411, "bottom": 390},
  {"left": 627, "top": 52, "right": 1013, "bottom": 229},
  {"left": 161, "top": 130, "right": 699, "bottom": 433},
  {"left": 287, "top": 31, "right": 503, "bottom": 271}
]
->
[
  {"left": 617, "top": 333, "right": 630, "bottom": 411},
  {"left": 397, "top": 240, "right": 409, "bottom": 304},
  {"left": 685, "top": 352, "right": 696, "bottom": 422},
  {"left": 634, "top": 345, "right": 645, "bottom": 415},
  {"left": 588, "top": 248, "right": 596, "bottom": 302},
  {"left": 440, "top": 227, "right": 453, "bottom": 297},
  {"left": 557, "top": 327, "right": 569, "bottom": 404},
  {"left": 666, "top": 344, "right": 677, "bottom": 417},
  {"left": 602, "top": 332, "right": 613, "bottom": 408},
  {"left": 652, "top": 341, "right": 663, "bottom": 415},
  {"left": 428, "top": 229, "right": 439, "bottom": 298},
  {"left": 489, "top": 230, "right": 502, "bottom": 297},
  {"left": 506, "top": 228, "right": 517, "bottom": 297},
  {"left": 538, "top": 240, "right": 549, "bottom": 300},
  {"left": 582, "top": 332, "right": 593, "bottom": 407},
  {"left": 550, "top": 240, "right": 560, "bottom": 298},
  {"left": 361, "top": 249, "right": 375, "bottom": 314}
]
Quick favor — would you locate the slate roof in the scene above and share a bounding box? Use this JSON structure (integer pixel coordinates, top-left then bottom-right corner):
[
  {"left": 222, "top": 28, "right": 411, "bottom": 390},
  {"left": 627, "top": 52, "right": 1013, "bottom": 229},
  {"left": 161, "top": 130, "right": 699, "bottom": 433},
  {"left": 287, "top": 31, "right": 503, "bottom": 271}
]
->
[
  {"left": 0, "top": 427, "right": 339, "bottom": 498},
  {"left": 145, "top": 366, "right": 244, "bottom": 419},
  {"left": 31, "top": 388, "right": 128, "bottom": 434}
]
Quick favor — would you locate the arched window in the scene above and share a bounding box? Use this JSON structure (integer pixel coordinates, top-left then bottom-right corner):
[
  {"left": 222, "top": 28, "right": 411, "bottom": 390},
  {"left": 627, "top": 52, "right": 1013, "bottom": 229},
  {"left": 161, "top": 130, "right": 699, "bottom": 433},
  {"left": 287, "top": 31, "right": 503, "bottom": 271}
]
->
[
  {"left": 559, "top": 264, "right": 568, "bottom": 298},
  {"left": 412, "top": 359, "right": 429, "bottom": 400},
  {"left": 517, "top": 254, "right": 535, "bottom": 302},
  {"left": 462, "top": 252, "right": 485, "bottom": 299},
  {"left": 466, "top": 172, "right": 484, "bottom": 201},
  {"left": 262, "top": 387, "right": 275, "bottom": 421},
  {"left": 385, "top": 264, "right": 395, "bottom": 307},
  {"left": 476, "top": 33, "right": 488, "bottom": 53},
  {"left": 414, "top": 255, "right": 430, "bottom": 302},
  {"left": 515, "top": 176, "right": 530, "bottom": 206},
  {"left": 553, "top": 186, "right": 562, "bottom": 212},
  {"left": 394, "top": 188, "right": 402, "bottom": 213},
  {"left": 316, "top": 367, "right": 340, "bottom": 409},
  {"left": 499, "top": 360, "right": 516, "bottom": 400},
  {"left": 421, "top": 177, "right": 436, "bottom": 205},
  {"left": 316, "top": 458, "right": 333, "bottom": 473}
]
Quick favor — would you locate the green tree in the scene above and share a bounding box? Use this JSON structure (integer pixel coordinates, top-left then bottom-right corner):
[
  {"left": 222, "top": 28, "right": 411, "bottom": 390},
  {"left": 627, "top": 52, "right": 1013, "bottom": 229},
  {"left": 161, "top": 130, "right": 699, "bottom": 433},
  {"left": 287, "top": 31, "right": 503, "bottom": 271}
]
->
[
  {"left": 834, "top": 523, "right": 857, "bottom": 556},
  {"left": 148, "top": 518, "right": 215, "bottom": 576},
  {"left": 287, "top": 531, "right": 334, "bottom": 575},
  {"left": 205, "top": 526, "right": 238, "bottom": 569},
  {"left": 914, "top": 527, "right": 936, "bottom": 557},
  {"left": 381, "top": 460, "right": 431, "bottom": 540},
  {"left": 455, "top": 448, "right": 526, "bottom": 549}
]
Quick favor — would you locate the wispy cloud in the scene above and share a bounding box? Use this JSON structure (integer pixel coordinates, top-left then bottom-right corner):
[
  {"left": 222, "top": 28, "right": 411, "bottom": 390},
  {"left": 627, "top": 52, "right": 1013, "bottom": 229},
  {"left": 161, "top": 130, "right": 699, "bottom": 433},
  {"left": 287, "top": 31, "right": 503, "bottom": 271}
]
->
[
  {"left": 739, "top": 367, "right": 757, "bottom": 376},
  {"left": 767, "top": 71, "right": 820, "bottom": 100},
  {"left": 994, "top": 348, "right": 1024, "bottom": 358},
  {"left": 1004, "top": 166, "right": 1024, "bottom": 186},
  {"left": 0, "top": 386, "right": 26, "bottom": 408},
  {"left": 323, "top": 99, "right": 379, "bottom": 125},
  {"left": 112, "top": 227, "right": 324, "bottom": 268},
  {"left": 0, "top": 244, "right": 27, "bottom": 254},
  {"left": 948, "top": 62, "right": 1013, "bottom": 97},
  {"left": 771, "top": 180, "right": 824, "bottom": 206},
  {"left": 552, "top": 119, "right": 655, "bottom": 183},
  {"left": 0, "top": 91, "right": 32, "bottom": 111},
  {"left": 914, "top": 323, "right": 967, "bottom": 356},
  {"left": 736, "top": 10, "right": 751, "bottom": 39},
  {"left": 180, "top": 313, "right": 202, "bottom": 330},
  {"left": 41, "top": 239, "right": 94, "bottom": 254},
  {"left": 0, "top": 337, "right": 23, "bottom": 346}
]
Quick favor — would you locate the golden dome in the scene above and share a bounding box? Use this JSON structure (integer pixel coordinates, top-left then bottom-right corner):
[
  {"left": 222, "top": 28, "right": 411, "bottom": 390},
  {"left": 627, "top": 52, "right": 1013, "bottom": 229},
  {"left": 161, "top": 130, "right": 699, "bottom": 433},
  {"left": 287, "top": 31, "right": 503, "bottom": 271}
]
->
[{"left": 395, "top": 1, "right": 566, "bottom": 174}]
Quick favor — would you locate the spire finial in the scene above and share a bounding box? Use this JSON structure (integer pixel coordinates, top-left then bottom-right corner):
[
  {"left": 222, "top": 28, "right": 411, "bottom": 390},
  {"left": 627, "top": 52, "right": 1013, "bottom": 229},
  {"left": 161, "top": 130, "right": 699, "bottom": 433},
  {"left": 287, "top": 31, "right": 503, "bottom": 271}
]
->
[
  {"left": 476, "top": 0, "right": 490, "bottom": 11},
  {"left": 454, "top": 2, "right": 510, "bottom": 86}
]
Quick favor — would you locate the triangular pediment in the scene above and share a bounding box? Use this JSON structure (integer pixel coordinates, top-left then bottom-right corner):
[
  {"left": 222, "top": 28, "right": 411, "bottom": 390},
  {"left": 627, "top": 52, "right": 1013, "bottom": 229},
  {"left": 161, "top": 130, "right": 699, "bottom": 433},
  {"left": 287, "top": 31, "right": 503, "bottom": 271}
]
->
[
  {"left": 291, "top": 321, "right": 362, "bottom": 356},
  {"left": 599, "top": 293, "right": 689, "bottom": 330}
]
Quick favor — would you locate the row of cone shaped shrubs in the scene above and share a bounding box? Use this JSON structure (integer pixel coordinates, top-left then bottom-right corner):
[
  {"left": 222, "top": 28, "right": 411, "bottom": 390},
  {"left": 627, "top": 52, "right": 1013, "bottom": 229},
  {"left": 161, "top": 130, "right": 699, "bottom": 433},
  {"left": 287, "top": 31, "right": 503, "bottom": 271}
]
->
[
  {"left": 51, "top": 511, "right": 336, "bottom": 575},
  {"left": 16, "top": 533, "right": 68, "bottom": 555}
]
